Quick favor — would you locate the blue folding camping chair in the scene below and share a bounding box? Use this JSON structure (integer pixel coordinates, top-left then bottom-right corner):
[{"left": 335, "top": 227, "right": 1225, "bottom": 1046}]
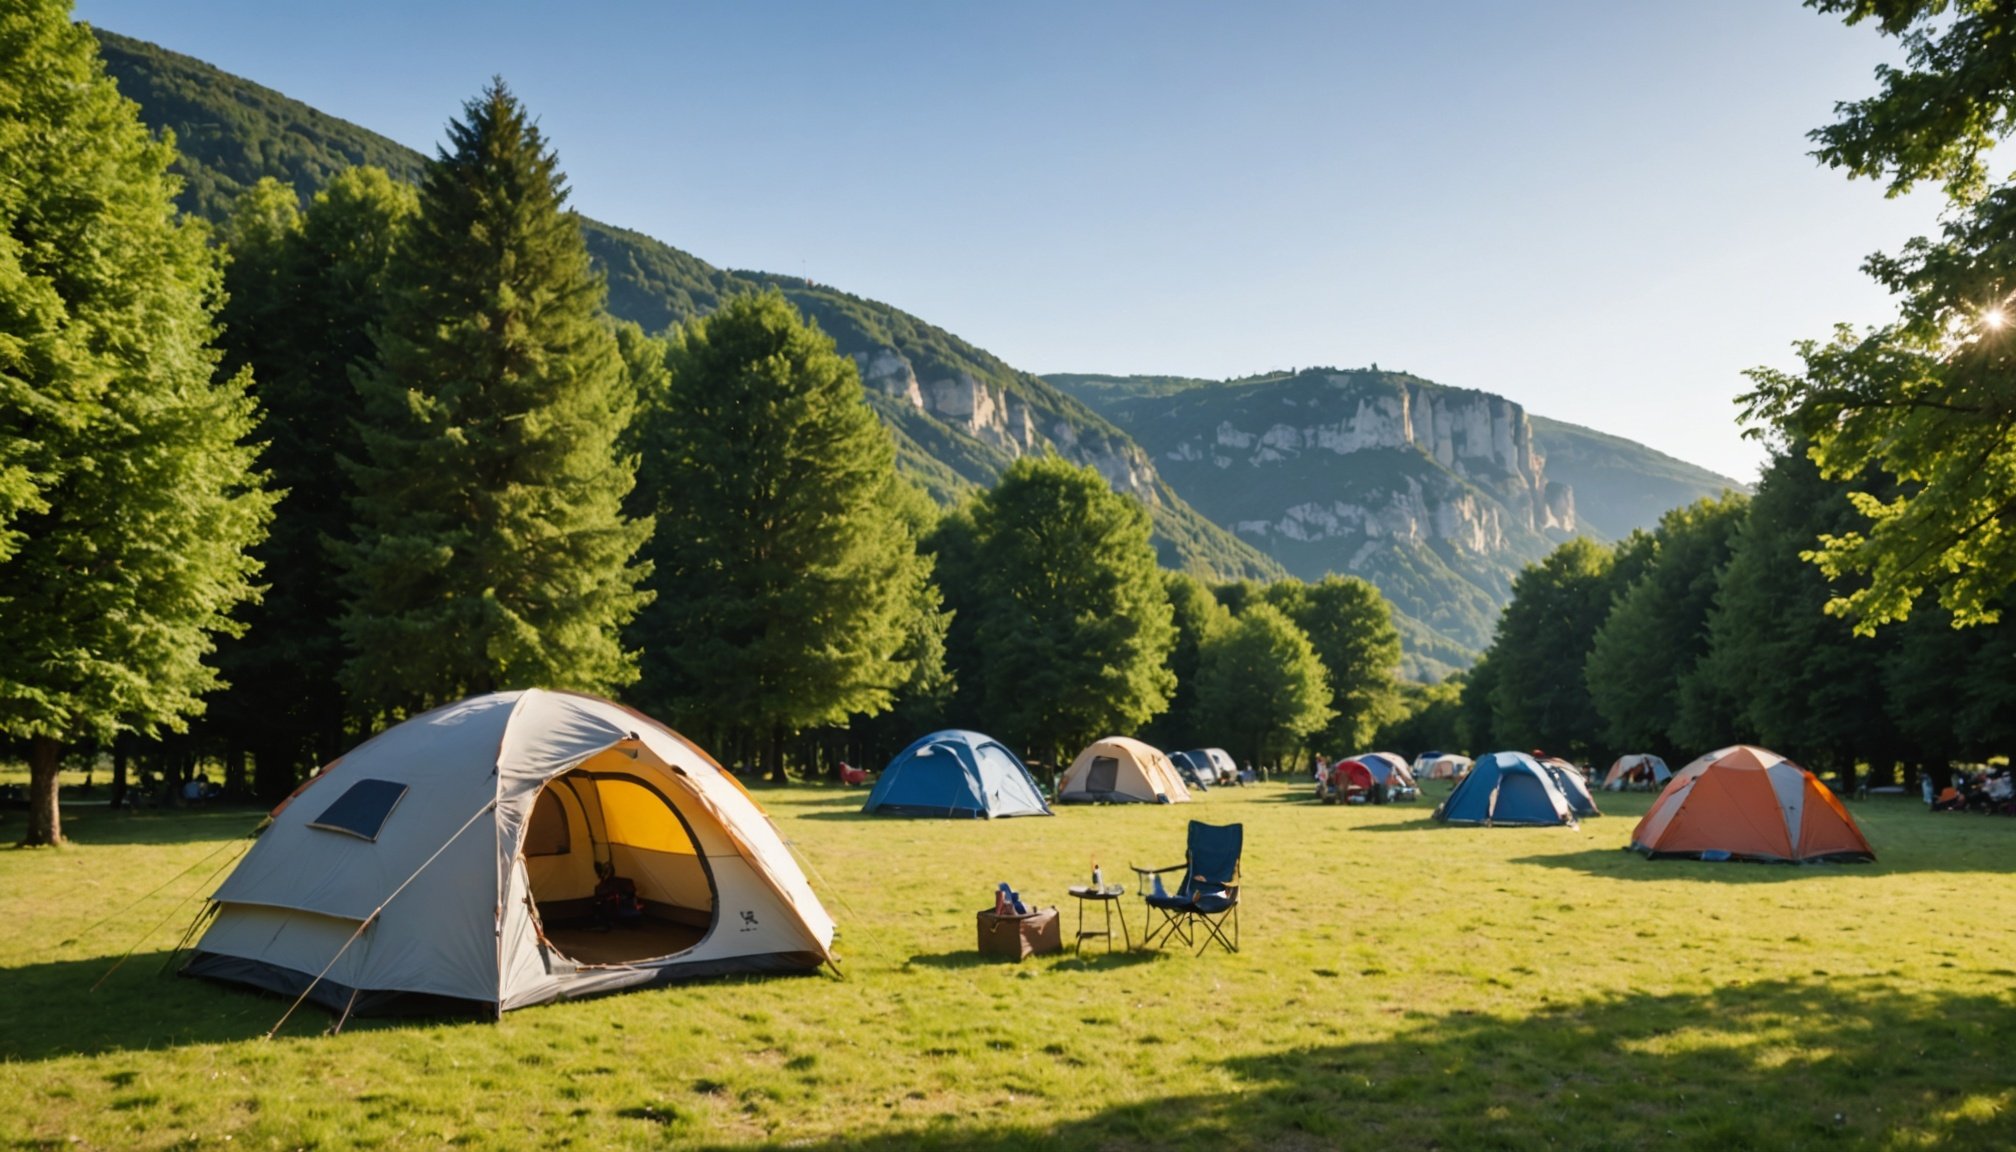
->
[{"left": 1132, "top": 820, "right": 1242, "bottom": 954}]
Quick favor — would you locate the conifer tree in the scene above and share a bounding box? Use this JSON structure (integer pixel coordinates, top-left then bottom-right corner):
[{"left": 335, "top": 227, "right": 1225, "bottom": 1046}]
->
[
  {"left": 340, "top": 82, "right": 650, "bottom": 711},
  {"left": 969, "top": 454, "right": 1176, "bottom": 763},
  {"left": 630, "top": 290, "right": 939, "bottom": 778},
  {"left": 212, "top": 170, "right": 416, "bottom": 798},
  {"left": 0, "top": 0, "right": 273, "bottom": 844}
]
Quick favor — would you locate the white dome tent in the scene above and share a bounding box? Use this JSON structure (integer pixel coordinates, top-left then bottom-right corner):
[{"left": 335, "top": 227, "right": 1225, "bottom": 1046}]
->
[{"left": 184, "top": 690, "right": 836, "bottom": 1018}]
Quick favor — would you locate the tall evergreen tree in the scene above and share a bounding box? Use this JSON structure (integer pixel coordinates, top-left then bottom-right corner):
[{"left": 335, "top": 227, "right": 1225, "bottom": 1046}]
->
[
  {"left": 631, "top": 290, "right": 938, "bottom": 778},
  {"left": 211, "top": 170, "right": 416, "bottom": 799},
  {"left": 0, "top": 0, "right": 273, "bottom": 844},
  {"left": 339, "top": 82, "right": 650, "bottom": 711},
  {"left": 1195, "top": 602, "right": 1332, "bottom": 772},
  {"left": 969, "top": 454, "right": 1176, "bottom": 764}
]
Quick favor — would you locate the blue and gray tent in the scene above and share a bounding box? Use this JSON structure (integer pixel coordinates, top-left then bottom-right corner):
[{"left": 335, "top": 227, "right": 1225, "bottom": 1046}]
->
[
  {"left": 1432, "top": 751, "right": 1578, "bottom": 827},
  {"left": 862, "top": 730, "right": 1052, "bottom": 818}
]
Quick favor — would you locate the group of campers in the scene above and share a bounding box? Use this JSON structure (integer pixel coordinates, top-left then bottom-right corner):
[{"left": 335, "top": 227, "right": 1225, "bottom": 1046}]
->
[
  {"left": 1929, "top": 767, "right": 2015, "bottom": 814},
  {"left": 173, "top": 690, "right": 1880, "bottom": 1024}
]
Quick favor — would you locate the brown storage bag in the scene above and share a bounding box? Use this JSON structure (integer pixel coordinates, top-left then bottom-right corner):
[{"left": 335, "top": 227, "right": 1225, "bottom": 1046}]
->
[{"left": 976, "top": 906, "right": 1061, "bottom": 960}]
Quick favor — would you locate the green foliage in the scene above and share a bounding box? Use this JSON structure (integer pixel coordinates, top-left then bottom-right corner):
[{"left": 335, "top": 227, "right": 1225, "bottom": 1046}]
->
[
  {"left": 1585, "top": 494, "right": 1749, "bottom": 752},
  {"left": 1196, "top": 602, "right": 1333, "bottom": 769},
  {"left": 1803, "top": 0, "right": 2016, "bottom": 201},
  {"left": 1374, "top": 674, "right": 1467, "bottom": 757},
  {"left": 1741, "top": 184, "right": 2016, "bottom": 631},
  {"left": 339, "top": 82, "right": 650, "bottom": 710},
  {"left": 1737, "top": 3, "right": 2016, "bottom": 632},
  {"left": 630, "top": 291, "right": 939, "bottom": 758},
  {"left": 0, "top": 0, "right": 274, "bottom": 842},
  {"left": 1481, "top": 537, "right": 1627, "bottom": 760},
  {"left": 967, "top": 454, "right": 1176, "bottom": 763},
  {"left": 207, "top": 169, "right": 417, "bottom": 796},
  {"left": 1266, "top": 574, "right": 1404, "bottom": 753},
  {"left": 1674, "top": 447, "right": 1905, "bottom": 775},
  {"left": 1141, "top": 570, "right": 1232, "bottom": 750}
]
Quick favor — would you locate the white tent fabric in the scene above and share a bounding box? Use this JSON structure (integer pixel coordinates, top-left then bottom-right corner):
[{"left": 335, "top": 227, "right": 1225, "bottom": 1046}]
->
[
  {"left": 1602, "top": 753, "right": 1672, "bottom": 791},
  {"left": 187, "top": 690, "right": 836, "bottom": 1015}
]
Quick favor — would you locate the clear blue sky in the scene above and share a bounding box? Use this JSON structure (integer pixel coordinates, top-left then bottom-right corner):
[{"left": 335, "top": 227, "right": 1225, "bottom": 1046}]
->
[{"left": 77, "top": 0, "right": 1943, "bottom": 482}]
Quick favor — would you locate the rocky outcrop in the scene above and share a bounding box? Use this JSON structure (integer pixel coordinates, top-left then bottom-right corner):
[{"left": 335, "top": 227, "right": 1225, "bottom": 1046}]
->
[
  {"left": 1163, "top": 374, "right": 1575, "bottom": 551},
  {"left": 857, "top": 345, "right": 1161, "bottom": 502}
]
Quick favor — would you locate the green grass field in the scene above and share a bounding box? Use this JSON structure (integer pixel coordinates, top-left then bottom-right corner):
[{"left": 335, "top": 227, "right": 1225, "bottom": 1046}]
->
[{"left": 2, "top": 780, "right": 2010, "bottom": 1151}]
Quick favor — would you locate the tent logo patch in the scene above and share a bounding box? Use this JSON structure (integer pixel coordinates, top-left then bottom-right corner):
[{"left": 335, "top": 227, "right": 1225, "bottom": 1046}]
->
[{"left": 739, "top": 910, "right": 759, "bottom": 931}]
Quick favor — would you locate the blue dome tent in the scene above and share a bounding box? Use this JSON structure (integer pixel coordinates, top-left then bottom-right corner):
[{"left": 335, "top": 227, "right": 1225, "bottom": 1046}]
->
[
  {"left": 1432, "top": 751, "right": 1579, "bottom": 827},
  {"left": 862, "top": 730, "right": 1052, "bottom": 819}
]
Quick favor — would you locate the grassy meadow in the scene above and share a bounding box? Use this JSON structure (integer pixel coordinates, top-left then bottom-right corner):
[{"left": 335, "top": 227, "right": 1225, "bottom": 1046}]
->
[{"left": 2, "top": 777, "right": 2011, "bottom": 1151}]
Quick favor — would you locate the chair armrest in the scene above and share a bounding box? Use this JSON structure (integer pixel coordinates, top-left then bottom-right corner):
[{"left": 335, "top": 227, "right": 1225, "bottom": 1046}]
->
[{"left": 1129, "top": 862, "right": 1187, "bottom": 877}]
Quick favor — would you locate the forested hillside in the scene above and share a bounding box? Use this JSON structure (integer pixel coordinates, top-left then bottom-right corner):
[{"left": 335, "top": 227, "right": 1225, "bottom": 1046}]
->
[{"left": 91, "top": 28, "right": 1281, "bottom": 584}]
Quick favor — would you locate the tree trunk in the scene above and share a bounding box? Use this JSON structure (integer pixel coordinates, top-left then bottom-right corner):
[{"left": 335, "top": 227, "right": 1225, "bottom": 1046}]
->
[
  {"left": 109, "top": 736, "right": 130, "bottom": 811},
  {"left": 767, "top": 725, "right": 786, "bottom": 784},
  {"left": 224, "top": 746, "right": 247, "bottom": 796},
  {"left": 23, "top": 736, "right": 64, "bottom": 846}
]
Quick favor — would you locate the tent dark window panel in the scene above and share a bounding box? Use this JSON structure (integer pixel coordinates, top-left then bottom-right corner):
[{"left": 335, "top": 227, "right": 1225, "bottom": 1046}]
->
[{"left": 307, "top": 779, "right": 410, "bottom": 842}]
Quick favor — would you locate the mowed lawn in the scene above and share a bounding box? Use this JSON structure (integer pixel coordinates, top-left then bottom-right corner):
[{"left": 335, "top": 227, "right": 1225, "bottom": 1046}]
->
[{"left": 2, "top": 778, "right": 2011, "bottom": 1151}]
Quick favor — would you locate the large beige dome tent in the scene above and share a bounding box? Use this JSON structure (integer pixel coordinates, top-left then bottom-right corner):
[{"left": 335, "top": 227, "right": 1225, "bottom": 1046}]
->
[
  {"left": 184, "top": 690, "right": 836, "bottom": 1016},
  {"left": 1058, "top": 737, "right": 1192, "bottom": 804}
]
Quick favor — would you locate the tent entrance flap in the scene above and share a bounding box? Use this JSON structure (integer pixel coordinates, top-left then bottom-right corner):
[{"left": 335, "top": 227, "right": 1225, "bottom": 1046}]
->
[{"left": 524, "top": 755, "right": 720, "bottom": 965}]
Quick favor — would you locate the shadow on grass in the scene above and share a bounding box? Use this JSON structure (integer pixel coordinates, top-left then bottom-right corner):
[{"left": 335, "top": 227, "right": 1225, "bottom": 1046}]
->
[
  {"left": 1514, "top": 846, "right": 1990, "bottom": 881},
  {"left": 903, "top": 948, "right": 1160, "bottom": 972},
  {"left": 671, "top": 977, "right": 2016, "bottom": 1151},
  {"left": 1, "top": 806, "right": 267, "bottom": 849},
  {"left": 0, "top": 950, "right": 426, "bottom": 1060}
]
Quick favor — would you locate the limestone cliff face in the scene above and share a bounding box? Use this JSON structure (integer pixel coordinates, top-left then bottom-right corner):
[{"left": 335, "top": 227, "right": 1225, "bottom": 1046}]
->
[
  {"left": 857, "top": 346, "right": 1161, "bottom": 502},
  {"left": 1165, "top": 374, "right": 1575, "bottom": 552}
]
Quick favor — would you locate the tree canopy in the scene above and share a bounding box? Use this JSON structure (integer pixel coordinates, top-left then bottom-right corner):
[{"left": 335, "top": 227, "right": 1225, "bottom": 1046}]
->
[
  {"left": 629, "top": 290, "right": 940, "bottom": 773},
  {"left": 1195, "top": 601, "right": 1332, "bottom": 771},
  {"left": 338, "top": 80, "right": 650, "bottom": 711},
  {"left": 0, "top": 0, "right": 274, "bottom": 843},
  {"left": 967, "top": 454, "right": 1176, "bottom": 764}
]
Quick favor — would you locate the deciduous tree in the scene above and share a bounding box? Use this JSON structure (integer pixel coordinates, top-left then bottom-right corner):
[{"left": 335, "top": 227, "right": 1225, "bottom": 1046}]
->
[
  {"left": 630, "top": 291, "right": 938, "bottom": 778},
  {"left": 0, "top": 1, "right": 273, "bottom": 844},
  {"left": 1195, "top": 602, "right": 1332, "bottom": 772},
  {"left": 968, "top": 454, "right": 1175, "bottom": 764}
]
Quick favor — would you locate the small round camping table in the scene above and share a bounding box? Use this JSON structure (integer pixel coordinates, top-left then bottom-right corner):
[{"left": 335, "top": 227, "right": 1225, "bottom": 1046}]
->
[{"left": 1066, "top": 885, "right": 1130, "bottom": 954}]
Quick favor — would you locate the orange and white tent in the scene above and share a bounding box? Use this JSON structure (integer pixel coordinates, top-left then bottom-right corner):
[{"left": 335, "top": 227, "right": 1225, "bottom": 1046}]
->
[{"left": 1630, "top": 745, "right": 1874, "bottom": 863}]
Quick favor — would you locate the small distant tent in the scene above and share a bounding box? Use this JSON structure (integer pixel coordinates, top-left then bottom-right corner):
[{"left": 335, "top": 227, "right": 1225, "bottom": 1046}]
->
[
  {"left": 1433, "top": 752, "right": 1578, "bottom": 827},
  {"left": 862, "top": 730, "right": 1051, "bottom": 819},
  {"left": 1354, "top": 751, "right": 1416, "bottom": 792},
  {"left": 1630, "top": 745, "right": 1875, "bottom": 863},
  {"left": 1058, "top": 737, "right": 1192, "bottom": 804},
  {"left": 1168, "top": 750, "right": 1212, "bottom": 791},
  {"left": 1602, "top": 754, "right": 1671, "bottom": 791},
  {"left": 184, "top": 690, "right": 836, "bottom": 1016},
  {"left": 1183, "top": 748, "right": 1238, "bottom": 784},
  {"left": 1417, "top": 752, "right": 1472, "bottom": 780},
  {"left": 1537, "top": 757, "right": 1601, "bottom": 817}
]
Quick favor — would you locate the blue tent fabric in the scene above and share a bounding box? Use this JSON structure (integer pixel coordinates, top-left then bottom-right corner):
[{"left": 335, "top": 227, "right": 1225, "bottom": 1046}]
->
[
  {"left": 863, "top": 730, "right": 1052, "bottom": 819},
  {"left": 1538, "top": 759, "right": 1601, "bottom": 817},
  {"left": 1433, "top": 752, "right": 1578, "bottom": 827}
]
